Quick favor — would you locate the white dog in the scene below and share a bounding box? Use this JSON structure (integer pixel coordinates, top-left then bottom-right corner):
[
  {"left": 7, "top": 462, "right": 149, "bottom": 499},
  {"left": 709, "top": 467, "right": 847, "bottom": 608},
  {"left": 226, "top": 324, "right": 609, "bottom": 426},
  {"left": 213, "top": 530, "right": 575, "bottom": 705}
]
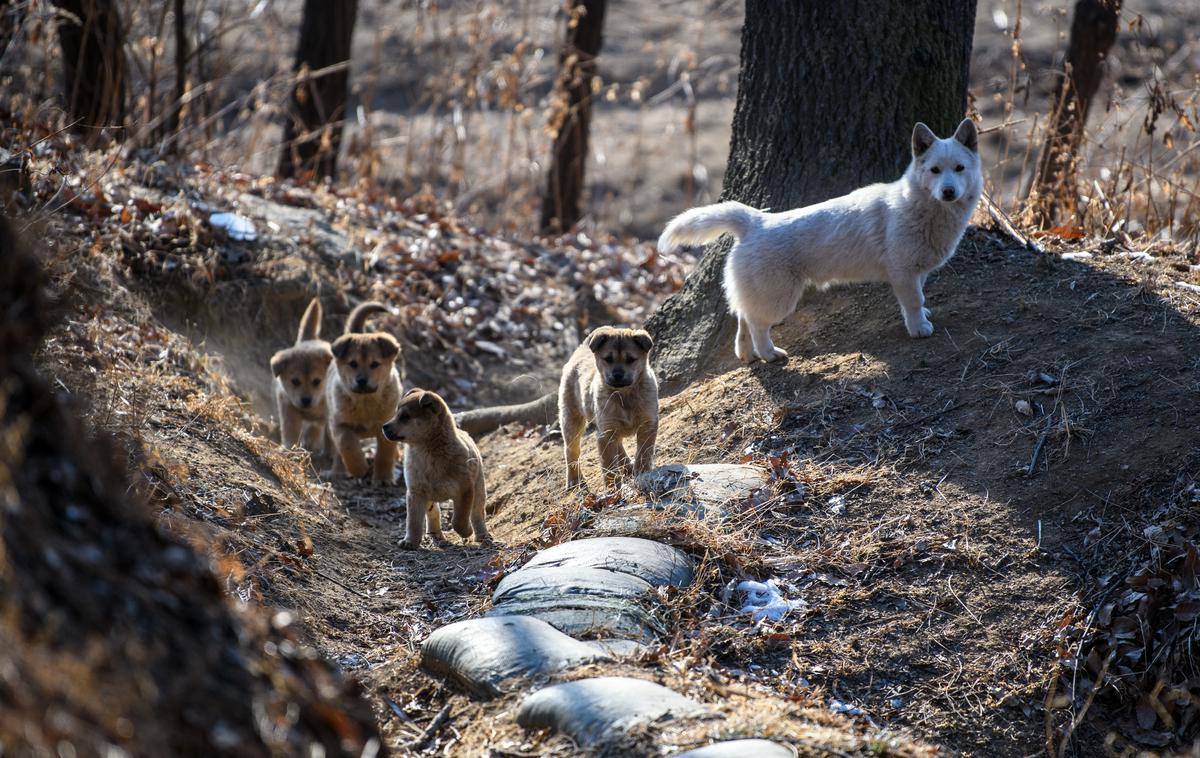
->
[{"left": 658, "top": 119, "right": 982, "bottom": 362}]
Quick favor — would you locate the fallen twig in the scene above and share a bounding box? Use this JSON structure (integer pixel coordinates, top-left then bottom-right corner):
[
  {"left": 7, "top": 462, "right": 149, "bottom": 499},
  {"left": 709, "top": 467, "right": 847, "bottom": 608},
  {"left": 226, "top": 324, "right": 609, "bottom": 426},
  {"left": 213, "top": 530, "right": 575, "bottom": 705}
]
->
[
  {"left": 1027, "top": 415, "right": 1054, "bottom": 476},
  {"left": 313, "top": 568, "right": 370, "bottom": 599},
  {"left": 407, "top": 703, "right": 452, "bottom": 751},
  {"left": 981, "top": 190, "right": 1045, "bottom": 254}
]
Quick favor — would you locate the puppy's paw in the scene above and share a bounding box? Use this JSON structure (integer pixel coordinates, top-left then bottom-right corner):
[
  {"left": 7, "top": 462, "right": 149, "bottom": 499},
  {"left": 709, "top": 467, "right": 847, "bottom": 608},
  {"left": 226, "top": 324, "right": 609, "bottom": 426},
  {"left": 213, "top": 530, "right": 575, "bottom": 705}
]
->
[
  {"left": 429, "top": 533, "right": 451, "bottom": 548},
  {"left": 759, "top": 347, "right": 789, "bottom": 362},
  {"left": 734, "top": 343, "right": 753, "bottom": 363},
  {"left": 398, "top": 537, "right": 421, "bottom": 550},
  {"left": 474, "top": 532, "right": 495, "bottom": 546}
]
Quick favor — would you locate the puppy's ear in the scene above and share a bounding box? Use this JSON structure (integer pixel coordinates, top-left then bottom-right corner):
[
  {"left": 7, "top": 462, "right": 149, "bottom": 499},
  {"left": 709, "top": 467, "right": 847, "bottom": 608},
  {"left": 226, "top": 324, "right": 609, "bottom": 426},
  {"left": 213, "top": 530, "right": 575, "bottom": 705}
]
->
[
  {"left": 374, "top": 334, "right": 400, "bottom": 360},
  {"left": 270, "top": 351, "right": 288, "bottom": 377},
  {"left": 418, "top": 391, "right": 437, "bottom": 409},
  {"left": 586, "top": 329, "right": 611, "bottom": 353},
  {"left": 912, "top": 122, "right": 936, "bottom": 157},
  {"left": 953, "top": 118, "right": 978, "bottom": 153},
  {"left": 331, "top": 336, "right": 351, "bottom": 360},
  {"left": 631, "top": 330, "right": 653, "bottom": 354}
]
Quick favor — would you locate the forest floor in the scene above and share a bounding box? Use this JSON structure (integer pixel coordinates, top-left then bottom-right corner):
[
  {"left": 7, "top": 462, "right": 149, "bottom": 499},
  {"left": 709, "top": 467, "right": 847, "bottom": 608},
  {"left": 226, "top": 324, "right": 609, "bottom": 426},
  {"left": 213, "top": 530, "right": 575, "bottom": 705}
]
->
[{"left": 22, "top": 148, "right": 1200, "bottom": 755}]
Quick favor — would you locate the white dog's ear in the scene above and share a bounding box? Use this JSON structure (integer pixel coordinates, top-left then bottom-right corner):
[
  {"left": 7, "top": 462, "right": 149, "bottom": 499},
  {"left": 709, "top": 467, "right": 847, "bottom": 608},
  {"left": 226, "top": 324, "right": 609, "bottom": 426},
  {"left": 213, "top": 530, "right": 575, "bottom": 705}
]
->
[
  {"left": 912, "top": 122, "right": 936, "bottom": 157},
  {"left": 953, "top": 118, "right": 978, "bottom": 153}
]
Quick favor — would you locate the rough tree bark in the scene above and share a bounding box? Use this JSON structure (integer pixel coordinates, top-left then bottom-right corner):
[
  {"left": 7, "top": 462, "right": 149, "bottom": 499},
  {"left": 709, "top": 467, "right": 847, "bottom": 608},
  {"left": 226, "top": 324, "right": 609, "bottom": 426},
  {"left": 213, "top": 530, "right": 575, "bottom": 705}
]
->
[
  {"left": 646, "top": 0, "right": 978, "bottom": 387},
  {"left": 276, "top": 0, "right": 358, "bottom": 182},
  {"left": 540, "top": 0, "right": 606, "bottom": 233},
  {"left": 1028, "top": 0, "right": 1121, "bottom": 227},
  {"left": 52, "top": 0, "right": 128, "bottom": 141}
]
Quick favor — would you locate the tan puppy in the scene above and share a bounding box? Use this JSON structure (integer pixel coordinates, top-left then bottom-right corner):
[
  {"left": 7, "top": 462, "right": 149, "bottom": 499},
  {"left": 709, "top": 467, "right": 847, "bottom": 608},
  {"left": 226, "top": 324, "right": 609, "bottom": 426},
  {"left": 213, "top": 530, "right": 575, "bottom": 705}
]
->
[
  {"left": 382, "top": 389, "right": 491, "bottom": 549},
  {"left": 270, "top": 298, "right": 332, "bottom": 454},
  {"left": 559, "top": 326, "right": 658, "bottom": 490},
  {"left": 326, "top": 301, "right": 402, "bottom": 484}
]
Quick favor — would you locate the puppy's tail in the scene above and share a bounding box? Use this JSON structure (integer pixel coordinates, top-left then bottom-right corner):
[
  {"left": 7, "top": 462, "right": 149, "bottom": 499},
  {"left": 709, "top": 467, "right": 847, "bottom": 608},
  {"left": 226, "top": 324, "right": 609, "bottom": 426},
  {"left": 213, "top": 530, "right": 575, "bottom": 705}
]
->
[
  {"left": 454, "top": 392, "right": 557, "bottom": 439},
  {"left": 656, "top": 201, "right": 760, "bottom": 253},
  {"left": 344, "top": 301, "right": 391, "bottom": 334},
  {"left": 295, "top": 297, "right": 323, "bottom": 343}
]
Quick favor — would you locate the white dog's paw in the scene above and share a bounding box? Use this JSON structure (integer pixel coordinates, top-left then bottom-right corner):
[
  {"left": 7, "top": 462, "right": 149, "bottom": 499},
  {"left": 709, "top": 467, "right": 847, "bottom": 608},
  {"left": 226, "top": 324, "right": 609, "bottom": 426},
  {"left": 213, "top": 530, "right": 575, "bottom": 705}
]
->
[
  {"left": 759, "top": 346, "right": 789, "bottom": 362},
  {"left": 907, "top": 319, "right": 934, "bottom": 338},
  {"left": 734, "top": 342, "right": 753, "bottom": 363},
  {"left": 921, "top": 307, "right": 932, "bottom": 319}
]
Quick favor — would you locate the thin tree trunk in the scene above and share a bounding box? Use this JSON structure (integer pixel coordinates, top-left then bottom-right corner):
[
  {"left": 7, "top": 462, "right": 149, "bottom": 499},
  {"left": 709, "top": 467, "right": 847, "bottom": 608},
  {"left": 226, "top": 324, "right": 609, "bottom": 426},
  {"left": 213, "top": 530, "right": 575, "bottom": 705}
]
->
[
  {"left": 1028, "top": 0, "right": 1121, "bottom": 227},
  {"left": 277, "top": 0, "right": 359, "bottom": 182},
  {"left": 53, "top": 0, "right": 128, "bottom": 141},
  {"left": 540, "top": 0, "right": 606, "bottom": 233},
  {"left": 647, "top": 0, "right": 977, "bottom": 387},
  {"left": 162, "top": 0, "right": 188, "bottom": 146}
]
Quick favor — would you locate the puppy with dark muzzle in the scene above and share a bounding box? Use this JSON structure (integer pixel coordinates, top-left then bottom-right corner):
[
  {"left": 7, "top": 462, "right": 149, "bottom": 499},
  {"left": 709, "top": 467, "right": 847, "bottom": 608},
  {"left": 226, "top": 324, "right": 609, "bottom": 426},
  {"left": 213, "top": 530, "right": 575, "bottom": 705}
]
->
[
  {"left": 382, "top": 389, "right": 491, "bottom": 549},
  {"left": 558, "top": 326, "right": 658, "bottom": 490},
  {"left": 270, "top": 297, "right": 332, "bottom": 455},
  {"left": 326, "top": 301, "right": 403, "bottom": 484}
]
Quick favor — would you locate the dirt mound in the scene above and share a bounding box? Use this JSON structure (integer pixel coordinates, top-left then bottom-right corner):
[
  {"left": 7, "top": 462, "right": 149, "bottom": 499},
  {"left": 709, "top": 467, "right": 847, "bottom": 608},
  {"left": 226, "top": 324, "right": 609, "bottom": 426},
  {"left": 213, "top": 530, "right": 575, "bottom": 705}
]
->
[
  {"left": 0, "top": 218, "right": 382, "bottom": 757},
  {"left": 477, "top": 228, "right": 1200, "bottom": 755}
]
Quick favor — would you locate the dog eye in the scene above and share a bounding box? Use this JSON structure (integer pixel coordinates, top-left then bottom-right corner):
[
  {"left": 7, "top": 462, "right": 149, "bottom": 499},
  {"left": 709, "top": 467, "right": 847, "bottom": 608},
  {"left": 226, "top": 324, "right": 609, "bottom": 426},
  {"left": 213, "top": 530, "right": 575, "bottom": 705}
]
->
[
  {"left": 398, "top": 413, "right": 409, "bottom": 422},
  {"left": 291, "top": 378, "right": 301, "bottom": 387},
  {"left": 624, "top": 356, "right": 635, "bottom": 365},
  {"left": 604, "top": 356, "right": 615, "bottom": 364},
  {"left": 930, "top": 166, "right": 941, "bottom": 174},
  {"left": 370, "top": 361, "right": 380, "bottom": 369},
  {"left": 312, "top": 378, "right": 321, "bottom": 386},
  {"left": 349, "top": 360, "right": 359, "bottom": 369},
  {"left": 954, "top": 164, "right": 964, "bottom": 172}
]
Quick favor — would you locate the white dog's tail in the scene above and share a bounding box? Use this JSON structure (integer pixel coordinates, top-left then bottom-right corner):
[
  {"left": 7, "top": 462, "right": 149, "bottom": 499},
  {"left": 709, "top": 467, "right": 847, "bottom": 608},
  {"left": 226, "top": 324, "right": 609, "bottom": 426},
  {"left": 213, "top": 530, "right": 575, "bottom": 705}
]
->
[{"left": 657, "top": 201, "right": 761, "bottom": 253}]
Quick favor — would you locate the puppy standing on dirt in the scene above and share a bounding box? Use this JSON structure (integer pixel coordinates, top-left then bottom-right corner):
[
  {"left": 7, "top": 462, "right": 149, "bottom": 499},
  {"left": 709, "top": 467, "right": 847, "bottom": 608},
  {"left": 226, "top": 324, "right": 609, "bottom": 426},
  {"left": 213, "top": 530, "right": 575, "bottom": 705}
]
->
[
  {"left": 559, "top": 326, "right": 658, "bottom": 491},
  {"left": 382, "top": 389, "right": 490, "bottom": 549},
  {"left": 270, "top": 297, "right": 332, "bottom": 454},
  {"left": 326, "top": 301, "right": 403, "bottom": 484},
  {"left": 658, "top": 119, "right": 983, "bottom": 362}
]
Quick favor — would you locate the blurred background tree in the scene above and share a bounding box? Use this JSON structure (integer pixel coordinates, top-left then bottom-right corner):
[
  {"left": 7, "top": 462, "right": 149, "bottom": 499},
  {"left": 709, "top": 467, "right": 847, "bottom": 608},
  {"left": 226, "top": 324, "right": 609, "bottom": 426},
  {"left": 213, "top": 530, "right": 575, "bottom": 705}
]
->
[
  {"left": 277, "top": 0, "right": 359, "bottom": 182},
  {"left": 52, "top": 0, "right": 128, "bottom": 142},
  {"left": 1027, "top": 0, "right": 1123, "bottom": 227},
  {"left": 541, "top": 0, "right": 607, "bottom": 233}
]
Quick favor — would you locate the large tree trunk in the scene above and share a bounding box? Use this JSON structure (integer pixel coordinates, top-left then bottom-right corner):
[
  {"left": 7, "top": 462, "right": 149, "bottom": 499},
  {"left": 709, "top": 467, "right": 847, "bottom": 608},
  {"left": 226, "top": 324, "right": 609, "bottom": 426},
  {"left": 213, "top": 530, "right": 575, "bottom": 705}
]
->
[
  {"left": 647, "top": 0, "right": 977, "bottom": 386},
  {"left": 540, "top": 0, "right": 606, "bottom": 233},
  {"left": 53, "top": 0, "right": 128, "bottom": 141},
  {"left": 276, "top": 0, "right": 358, "bottom": 182},
  {"left": 1027, "top": 0, "right": 1121, "bottom": 227}
]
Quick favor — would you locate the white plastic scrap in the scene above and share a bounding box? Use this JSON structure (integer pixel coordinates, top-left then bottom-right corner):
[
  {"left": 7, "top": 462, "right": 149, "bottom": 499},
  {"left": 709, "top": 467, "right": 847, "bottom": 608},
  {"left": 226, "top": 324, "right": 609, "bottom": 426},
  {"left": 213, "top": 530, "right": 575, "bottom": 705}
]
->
[
  {"left": 829, "top": 698, "right": 865, "bottom": 716},
  {"left": 736, "top": 578, "right": 805, "bottom": 622},
  {"left": 208, "top": 212, "right": 258, "bottom": 241}
]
